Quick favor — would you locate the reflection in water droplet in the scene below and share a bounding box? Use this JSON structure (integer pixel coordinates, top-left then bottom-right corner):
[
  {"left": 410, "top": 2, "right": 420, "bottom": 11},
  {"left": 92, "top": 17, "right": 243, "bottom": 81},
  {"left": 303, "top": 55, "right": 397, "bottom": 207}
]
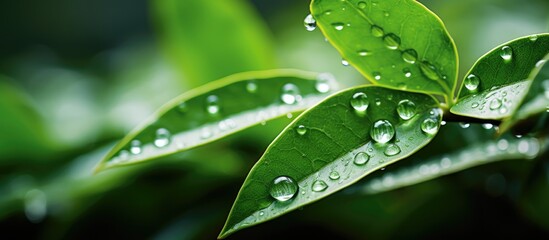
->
[
  {"left": 130, "top": 140, "right": 142, "bottom": 155},
  {"left": 350, "top": 92, "right": 369, "bottom": 112},
  {"left": 354, "top": 152, "right": 370, "bottom": 165},
  {"left": 304, "top": 14, "right": 316, "bottom": 31},
  {"left": 371, "top": 120, "right": 395, "bottom": 143},
  {"left": 421, "top": 118, "right": 439, "bottom": 135},
  {"left": 316, "top": 73, "right": 334, "bottom": 93},
  {"left": 384, "top": 143, "right": 401, "bottom": 156},
  {"left": 383, "top": 33, "right": 401, "bottom": 50},
  {"left": 332, "top": 22, "right": 345, "bottom": 30},
  {"left": 371, "top": 25, "right": 384, "bottom": 37},
  {"left": 281, "top": 83, "right": 301, "bottom": 104},
  {"left": 154, "top": 128, "right": 171, "bottom": 148},
  {"left": 246, "top": 81, "right": 258, "bottom": 93},
  {"left": 329, "top": 171, "right": 340, "bottom": 180},
  {"left": 206, "top": 95, "right": 220, "bottom": 115},
  {"left": 397, "top": 99, "right": 416, "bottom": 120},
  {"left": 500, "top": 46, "right": 512, "bottom": 62},
  {"left": 270, "top": 176, "right": 298, "bottom": 202},
  {"left": 312, "top": 180, "right": 328, "bottom": 192},
  {"left": 402, "top": 49, "right": 417, "bottom": 64},
  {"left": 465, "top": 74, "right": 479, "bottom": 91},
  {"left": 296, "top": 125, "right": 307, "bottom": 135},
  {"left": 25, "top": 189, "right": 47, "bottom": 223}
]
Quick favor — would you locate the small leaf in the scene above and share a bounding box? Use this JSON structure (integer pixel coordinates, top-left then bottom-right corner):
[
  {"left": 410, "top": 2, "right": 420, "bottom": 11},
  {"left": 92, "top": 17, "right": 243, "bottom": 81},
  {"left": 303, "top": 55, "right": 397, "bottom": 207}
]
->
[
  {"left": 311, "top": 0, "right": 458, "bottom": 98},
  {"left": 95, "top": 70, "right": 337, "bottom": 172},
  {"left": 500, "top": 54, "right": 549, "bottom": 133},
  {"left": 451, "top": 34, "right": 549, "bottom": 119},
  {"left": 219, "top": 86, "right": 441, "bottom": 238}
]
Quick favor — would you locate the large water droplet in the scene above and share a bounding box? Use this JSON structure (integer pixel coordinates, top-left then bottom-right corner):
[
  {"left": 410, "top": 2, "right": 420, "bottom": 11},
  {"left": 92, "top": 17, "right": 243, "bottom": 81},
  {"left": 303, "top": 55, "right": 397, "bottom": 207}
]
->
[
  {"left": 402, "top": 49, "right": 417, "bottom": 64},
  {"left": 316, "top": 73, "right": 334, "bottom": 93},
  {"left": 384, "top": 143, "right": 401, "bottom": 156},
  {"left": 354, "top": 152, "right": 370, "bottom": 165},
  {"left": 281, "top": 83, "right": 301, "bottom": 104},
  {"left": 206, "top": 95, "right": 220, "bottom": 115},
  {"left": 130, "top": 140, "right": 142, "bottom": 155},
  {"left": 371, "top": 120, "right": 395, "bottom": 144},
  {"left": 350, "top": 92, "right": 369, "bottom": 112},
  {"left": 383, "top": 33, "right": 401, "bottom": 50},
  {"left": 296, "top": 125, "right": 307, "bottom": 135},
  {"left": 465, "top": 74, "right": 479, "bottom": 91},
  {"left": 332, "top": 22, "right": 345, "bottom": 31},
  {"left": 154, "top": 128, "right": 171, "bottom": 148},
  {"left": 246, "top": 81, "right": 258, "bottom": 93},
  {"left": 397, "top": 99, "right": 417, "bottom": 120},
  {"left": 329, "top": 171, "right": 340, "bottom": 180},
  {"left": 489, "top": 98, "right": 502, "bottom": 110},
  {"left": 500, "top": 46, "right": 512, "bottom": 62},
  {"left": 304, "top": 14, "right": 316, "bottom": 31},
  {"left": 419, "top": 61, "right": 440, "bottom": 80},
  {"left": 421, "top": 118, "right": 439, "bottom": 135},
  {"left": 357, "top": 1, "right": 367, "bottom": 9},
  {"left": 312, "top": 180, "right": 328, "bottom": 192},
  {"left": 270, "top": 176, "right": 298, "bottom": 202},
  {"left": 371, "top": 25, "right": 384, "bottom": 37}
]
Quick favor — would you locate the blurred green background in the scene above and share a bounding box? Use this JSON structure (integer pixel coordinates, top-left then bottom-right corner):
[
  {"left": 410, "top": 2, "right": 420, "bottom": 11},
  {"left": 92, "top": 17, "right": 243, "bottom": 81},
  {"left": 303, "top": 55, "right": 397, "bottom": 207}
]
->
[{"left": 1, "top": 0, "right": 548, "bottom": 239}]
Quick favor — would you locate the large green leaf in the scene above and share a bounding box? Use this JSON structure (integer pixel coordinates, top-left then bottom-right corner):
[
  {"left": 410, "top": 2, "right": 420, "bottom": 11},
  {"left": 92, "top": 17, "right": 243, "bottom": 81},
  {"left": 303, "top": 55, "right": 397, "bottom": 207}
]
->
[
  {"left": 95, "top": 70, "right": 337, "bottom": 172},
  {"left": 500, "top": 54, "right": 549, "bottom": 133},
  {"left": 153, "top": 0, "right": 275, "bottom": 87},
  {"left": 311, "top": 0, "right": 458, "bottom": 99},
  {"left": 219, "top": 86, "right": 442, "bottom": 238},
  {"left": 451, "top": 34, "right": 549, "bottom": 119}
]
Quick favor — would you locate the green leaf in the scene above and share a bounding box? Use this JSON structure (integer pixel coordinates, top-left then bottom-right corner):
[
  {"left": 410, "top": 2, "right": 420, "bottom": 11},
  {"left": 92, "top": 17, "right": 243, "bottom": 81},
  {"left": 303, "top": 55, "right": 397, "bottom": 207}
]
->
[
  {"left": 95, "top": 70, "right": 337, "bottom": 172},
  {"left": 219, "top": 86, "right": 442, "bottom": 238},
  {"left": 153, "top": 0, "right": 275, "bottom": 87},
  {"left": 311, "top": 0, "right": 458, "bottom": 99},
  {"left": 451, "top": 34, "right": 549, "bottom": 120},
  {"left": 500, "top": 54, "right": 549, "bottom": 133}
]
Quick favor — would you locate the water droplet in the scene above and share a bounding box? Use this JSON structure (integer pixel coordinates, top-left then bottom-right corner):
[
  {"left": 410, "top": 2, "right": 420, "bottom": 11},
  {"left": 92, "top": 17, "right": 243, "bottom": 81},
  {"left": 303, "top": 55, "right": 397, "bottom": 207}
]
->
[
  {"left": 384, "top": 143, "right": 401, "bottom": 156},
  {"left": 304, "top": 14, "right": 316, "bottom": 31},
  {"left": 489, "top": 98, "right": 502, "bottom": 110},
  {"left": 329, "top": 171, "right": 340, "bottom": 180},
  {"left": 281, "top": 83, "right": 301, "bottom": 104},
  {"left": 357, "top": 50, "right": 370, "bottom": 56},
  {"left": 350, "top": 92, "right": 369, "bottom": 112},
  {"left": 201, "top": 127, "right": 212, "bottom": 139},
  {"left": 316, "top": 73, "right": 334, "bottom": 93},
  {"left": 482, "top": 123, "right": 494, "bottom": 130},
  {"left": 535, "top": 59, "right": 547, "bottom": 68},
  {"left": 497, "top": 139, "right": 509, "bottom": 150},
  {"left": 401, "top": 49, "right": 417, "bottom": 64},
  {"left": 371, "top": 120, "right": 395, "bottom": 144},
  {"left": 25, "top": 189, "right": 47, "bottom": 223},
  {"left": 312, "top": 180, "right": 328, "bottom": 192},
  {"left": 206, "top": 95, "right": 220, "bottom": 115},
  {"left": 459, "top": 122, "right": 470, "bottom": 128},
  {"left": 529, "top": 35, "right": 538, "bottom": 42},
  {"left": 246, "top": 81, "right": 258, "bottom": 93},
  {"left": 465, "top": 74, "right": 479, "bottom": 91},
  {"left": 332, "top": 22, "right": 345, "bottom": 30},
  {"left": 471, "top": 102, "right": 479, "bottom": 108},
  {"left": 371, "top": 25, "right": 384, "bottom": 37},
  {"left": 403, "top": 68, "right": 412, "bottom": 78},
  {"left": 177, "top": 102, "right": 187, "bottom": 113},
  {"left": 373, "top": 72, "right": 381, "bottom": 80},
  {"left": 397, "top": 99, "right": 416, "bottom": 120},
  {"left": 130, "top": 140, "right": 142, "bottom": 154},
  {"left": 440, "top": 120, "right": 447, "bottom": 126},
  {"left": 500, "top": 46, "right": 512, "bottom": 62},
  {"left": 357, "top": 1, "right": 367, "bottom": 8},
  {"left": 341, "top": 58, "right": 350, "bottom": 66},
  {"left": 383, "top": 11, "right": 390, "bottom": 17},
  {"left": 270, "top": 176, "right": 298, "bottom": 202},
  {"left": 296, "top": 125, "right": 307, "bottom": 135},
  {"left": 421, "top": 118, "right": 439, "bottom": 135},
  {"left": 419, "top": 61, "right": 440, "bottom": 80},
  {"left": 440, "top": 157, "right": 452, "bottom": 169},
  {"left": 375, "top": 98, "right": 381, "bottom": 106},
  {"left": 383, "top": 33, "right": 400, "bottom": 50},
  {"left": 259, "top": 211, "right": 264, "bottom": 216},
  {"left": 154, "top": 128, "right": 171, "bottom": 148},
  {"left": 354, "top": 152, "right": 370, "bottom": 165}
]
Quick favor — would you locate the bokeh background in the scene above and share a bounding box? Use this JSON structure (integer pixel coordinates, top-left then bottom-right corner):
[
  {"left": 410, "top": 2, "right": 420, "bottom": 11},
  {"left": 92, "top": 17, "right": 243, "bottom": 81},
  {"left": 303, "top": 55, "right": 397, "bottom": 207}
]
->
[{"left": 1, "top": 0, "right": 548, "bottom": 239}]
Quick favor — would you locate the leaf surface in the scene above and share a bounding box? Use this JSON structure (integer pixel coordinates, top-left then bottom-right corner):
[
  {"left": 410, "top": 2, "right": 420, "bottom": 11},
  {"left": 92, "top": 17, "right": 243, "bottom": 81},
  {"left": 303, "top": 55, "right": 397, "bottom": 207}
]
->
[
  {"left": 220, "top": 86, "right": 441, "bottom": 238},
  {"left": 95, "top": 70, "right": 337, "bottom": 172},
  {"left": 451, "top": 34, "right": 549, "bottom": 119},
  {"left": 311, "top": 0, "right": 458, "bottom": 98}
]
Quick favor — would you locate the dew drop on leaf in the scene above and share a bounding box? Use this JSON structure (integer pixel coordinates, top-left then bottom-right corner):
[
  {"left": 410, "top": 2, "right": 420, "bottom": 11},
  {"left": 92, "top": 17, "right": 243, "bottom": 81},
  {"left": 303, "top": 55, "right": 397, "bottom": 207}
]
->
[
  {"left": 357, "top": 49, "right": 370, "bottom": 56},
  {"left": 500, "top": 46, "right": 513, "bottom": 62},
  {"left": 357, "top": 1, "right": 367, "bottom": 9},
  {"left": 403, "top": 68, "right": 412, "bottom": 78},
  {"left": 270, "top": 176, "right": 298, "bottom": 202},
  {"left": 383, "top": 33, "right": 401, "bottom": 50},
  {"left": 353, "top": 152, "right": 370, "bottom": 165},
  {"left": 459, "top": 122, "right": 470, "bottom": 128},
  {"left": 246, "top": 81, "right": 258, "bottom": 93},
  {"left": 303, "top": 14, "right": 316, "bottom": 31},
  {"left": 350, "top": 92, "right": 369, "bottom": 112},
  {"left": 154, "top": 128, "right": 171, "bottom": 148},
  {"left": 371, "top": 25, "right": 384, "bottom": 37},
  {"left": 341, "top": 58, "right": 350, "bottom": 66},
  {"left": 384, "top": 143, "right": 401, "bottom": 156},
  {"left": 489, "top": 98, "right": 502, "bottom": 110},
  {"left": 206, "top": 95, "right": 220, "bottom": 115},
  {"left": 419, "top": 61, "right": 440, "bottom": 81},
  {"left": 397, "top": 99, "right": 417, "bottom": 120},
  {"left": 420, "top": 118, "right": 439, "bottom": 135},
  {"left": 296, "top": 125, "right": 307, "bottom": 135},
  {"left": 130, "top": 140, "right": 142, "bottom": 155},
  {"left": 332, "top": 22, "right": 345, "bottom": 31},
  {"left": 315, "top": 73, "right": 333, "bottom": 93},
  {"left": 281, "top": 83, "right": 301, "bottom": 104},
  {"left": 465, "top": 74, "right": 480, "bottom": 91},
  {"left": 371, "top": 120, "right": 395, "bottom": 144},
  {"left": 329, "top": 171, "right": 340, "bottom": 180},
  {"left": 312, "top": 180, "right": 328, "bottom": 192},
  {"left": 401, "top": 49, "right": 417, "bottom": 64},
  {"left": 373, "top": 72, "right": 381, "bottom": 80}
]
